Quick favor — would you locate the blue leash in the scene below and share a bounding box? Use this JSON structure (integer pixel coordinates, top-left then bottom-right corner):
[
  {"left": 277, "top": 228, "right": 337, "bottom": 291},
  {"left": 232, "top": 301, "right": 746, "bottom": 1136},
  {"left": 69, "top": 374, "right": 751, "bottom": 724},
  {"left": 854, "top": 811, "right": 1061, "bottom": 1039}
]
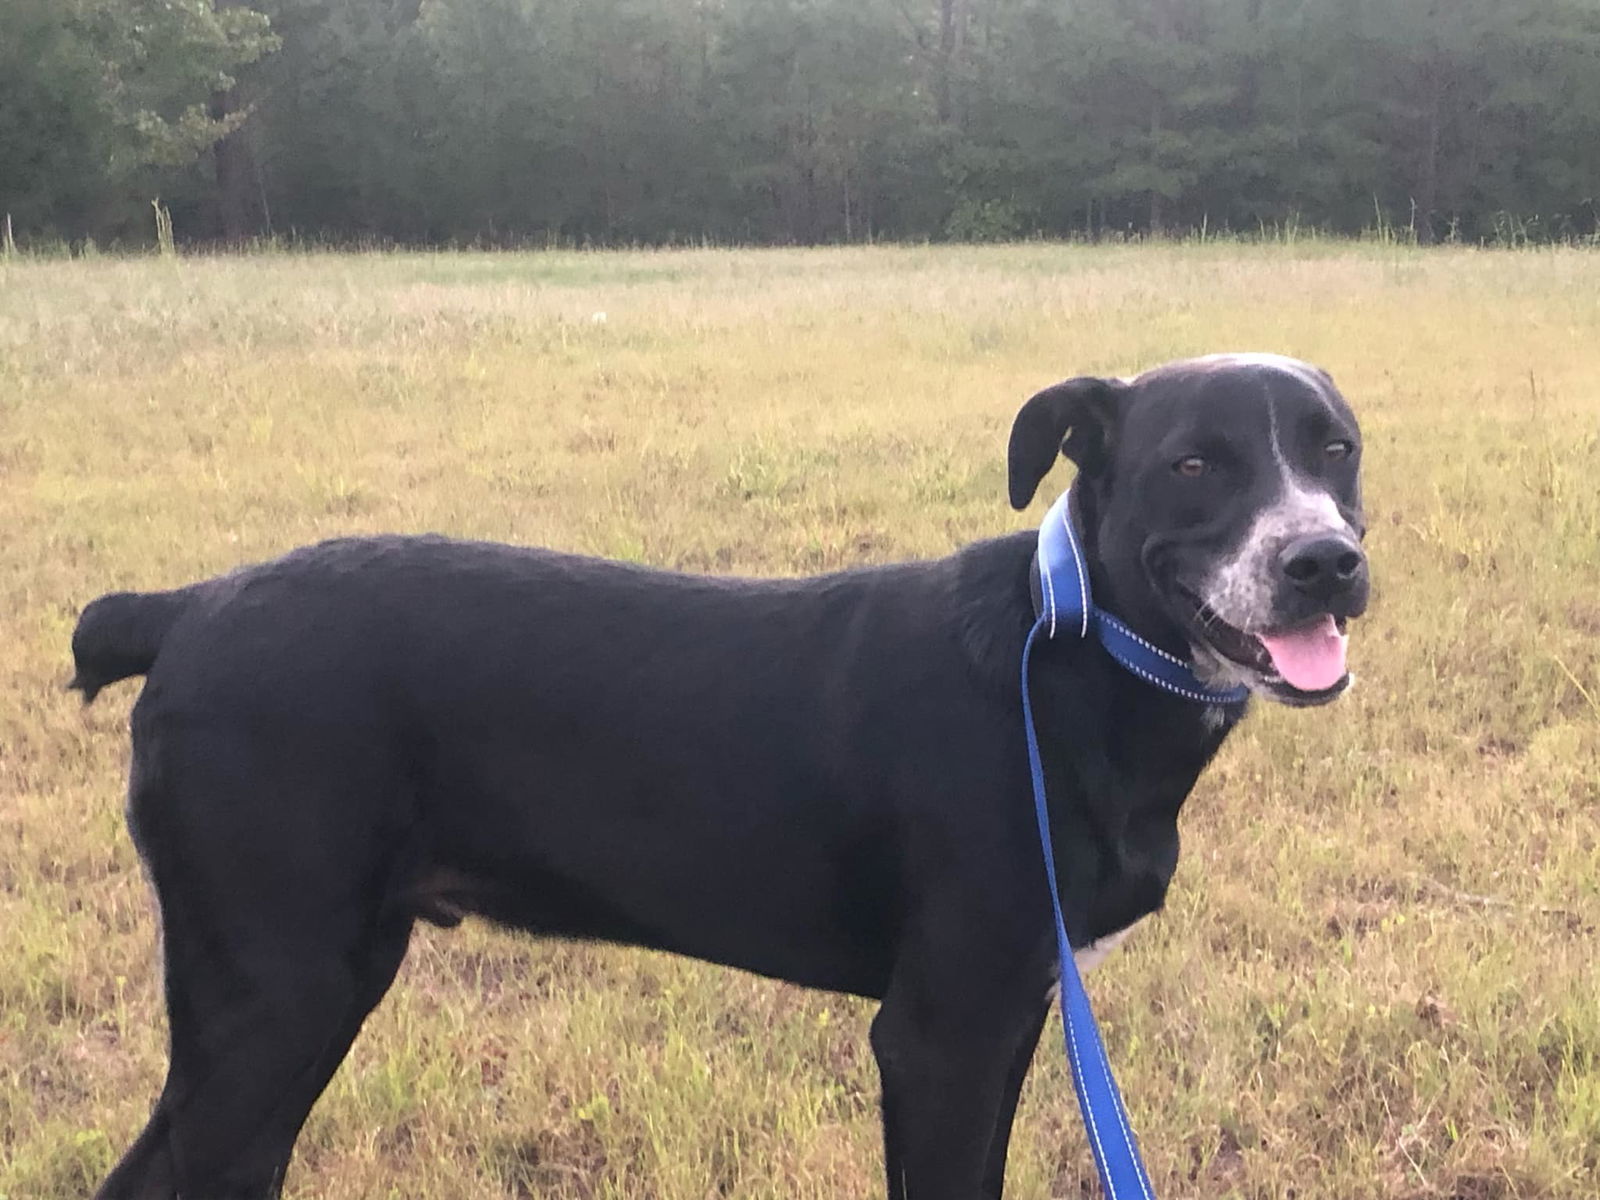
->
[{"left": 1024, "top": 489, "right": 1246, "bottom": 1199}]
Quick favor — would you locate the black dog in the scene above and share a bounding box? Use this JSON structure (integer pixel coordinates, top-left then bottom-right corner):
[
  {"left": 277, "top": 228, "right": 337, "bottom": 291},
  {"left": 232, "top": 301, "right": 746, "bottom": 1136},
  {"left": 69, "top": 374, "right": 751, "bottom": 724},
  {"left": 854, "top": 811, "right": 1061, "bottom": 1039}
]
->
[{"left": 73, "top": 353, "right": 1368, "bottom": 1200}]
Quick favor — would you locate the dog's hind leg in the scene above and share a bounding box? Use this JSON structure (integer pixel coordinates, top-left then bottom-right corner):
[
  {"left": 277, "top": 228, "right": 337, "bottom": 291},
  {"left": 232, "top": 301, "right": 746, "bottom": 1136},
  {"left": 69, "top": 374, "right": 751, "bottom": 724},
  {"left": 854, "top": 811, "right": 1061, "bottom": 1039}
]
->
[
  {"left": 96, "top": 732, "right": 417, "bottom": 1200},
  {"left": 96, "top": 917, "right": 411, "bottom": 1200}
]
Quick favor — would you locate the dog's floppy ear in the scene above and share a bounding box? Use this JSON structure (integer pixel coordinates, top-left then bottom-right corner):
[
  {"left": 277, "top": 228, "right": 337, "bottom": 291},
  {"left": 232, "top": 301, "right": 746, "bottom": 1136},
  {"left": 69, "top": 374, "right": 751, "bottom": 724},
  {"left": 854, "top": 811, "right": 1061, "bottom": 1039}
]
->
[{"left": 1007, "top": 376, "right": 1128, "bottom": 509}]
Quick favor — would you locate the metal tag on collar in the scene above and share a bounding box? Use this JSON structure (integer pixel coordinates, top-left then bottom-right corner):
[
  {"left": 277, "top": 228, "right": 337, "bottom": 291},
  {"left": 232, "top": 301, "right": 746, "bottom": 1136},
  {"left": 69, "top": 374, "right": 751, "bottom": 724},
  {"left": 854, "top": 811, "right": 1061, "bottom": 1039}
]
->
[{"left": 1031, "top": 490, "right": 1249, "bottom": 706}]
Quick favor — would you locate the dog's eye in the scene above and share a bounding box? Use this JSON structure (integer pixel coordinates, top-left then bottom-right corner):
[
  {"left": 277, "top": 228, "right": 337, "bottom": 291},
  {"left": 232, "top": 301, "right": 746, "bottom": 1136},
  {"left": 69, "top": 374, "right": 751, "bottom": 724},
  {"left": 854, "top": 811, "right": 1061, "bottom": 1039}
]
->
[
  {"left": 1325, "top": 439, "right": 1355, "bottom": 461},
  {"left": 1173, "top": 455, "right": 1208, "bottom": 478}
]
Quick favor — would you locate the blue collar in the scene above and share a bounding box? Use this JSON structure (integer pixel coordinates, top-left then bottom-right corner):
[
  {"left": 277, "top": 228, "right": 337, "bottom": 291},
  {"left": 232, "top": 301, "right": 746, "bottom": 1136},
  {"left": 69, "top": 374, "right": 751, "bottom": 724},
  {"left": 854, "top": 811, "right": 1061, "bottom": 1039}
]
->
[{"left": 1031, "top": 489, "right": 1250, "bottom": 707}]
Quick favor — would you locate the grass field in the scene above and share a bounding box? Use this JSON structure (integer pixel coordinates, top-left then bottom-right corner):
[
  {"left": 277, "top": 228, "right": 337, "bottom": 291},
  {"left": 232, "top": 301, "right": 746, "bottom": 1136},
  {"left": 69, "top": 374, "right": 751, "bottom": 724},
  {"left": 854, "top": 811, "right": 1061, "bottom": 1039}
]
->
[{"left": 1, "top": 241, "right": 1598, "bottom": 1200}]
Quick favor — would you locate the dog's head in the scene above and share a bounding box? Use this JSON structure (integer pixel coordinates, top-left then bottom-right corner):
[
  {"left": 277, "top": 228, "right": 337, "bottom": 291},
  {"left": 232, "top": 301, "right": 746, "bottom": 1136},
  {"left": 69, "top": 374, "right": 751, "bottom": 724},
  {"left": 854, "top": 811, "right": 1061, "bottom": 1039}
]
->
[{"left": 1009, "top": 353, "right": 1368, "bottom": 707}]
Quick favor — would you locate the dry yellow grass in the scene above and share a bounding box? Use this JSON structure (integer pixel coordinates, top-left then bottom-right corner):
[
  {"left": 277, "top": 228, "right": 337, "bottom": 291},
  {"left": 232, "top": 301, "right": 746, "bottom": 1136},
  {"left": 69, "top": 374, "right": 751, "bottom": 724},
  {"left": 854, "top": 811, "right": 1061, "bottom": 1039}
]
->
[{"left": 1, "top": 242, "right": 1597, "bottom": 1199}]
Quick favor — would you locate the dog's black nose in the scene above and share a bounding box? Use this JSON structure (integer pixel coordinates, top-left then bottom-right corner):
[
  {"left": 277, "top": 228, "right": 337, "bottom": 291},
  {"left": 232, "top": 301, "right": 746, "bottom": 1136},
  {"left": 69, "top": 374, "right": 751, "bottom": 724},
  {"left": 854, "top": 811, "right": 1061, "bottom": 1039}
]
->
[{"left": 1278, "top": 534, "right": 1365, "bottom": 601}]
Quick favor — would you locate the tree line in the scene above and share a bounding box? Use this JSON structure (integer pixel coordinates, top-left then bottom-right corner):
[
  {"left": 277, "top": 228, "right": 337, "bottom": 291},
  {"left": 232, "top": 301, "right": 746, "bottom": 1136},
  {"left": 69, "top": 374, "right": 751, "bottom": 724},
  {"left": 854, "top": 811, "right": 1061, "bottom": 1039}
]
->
[{"left": 4, "top": 0, "right": 1599, "bottom": 249}]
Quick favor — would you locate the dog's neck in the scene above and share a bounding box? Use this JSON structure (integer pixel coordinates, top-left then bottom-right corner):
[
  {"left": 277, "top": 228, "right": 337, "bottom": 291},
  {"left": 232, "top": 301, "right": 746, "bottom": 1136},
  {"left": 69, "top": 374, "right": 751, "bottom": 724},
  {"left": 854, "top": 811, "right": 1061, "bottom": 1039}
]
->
[{"left": 1025, "top": 616, "right": 1241, "bottom": 946}]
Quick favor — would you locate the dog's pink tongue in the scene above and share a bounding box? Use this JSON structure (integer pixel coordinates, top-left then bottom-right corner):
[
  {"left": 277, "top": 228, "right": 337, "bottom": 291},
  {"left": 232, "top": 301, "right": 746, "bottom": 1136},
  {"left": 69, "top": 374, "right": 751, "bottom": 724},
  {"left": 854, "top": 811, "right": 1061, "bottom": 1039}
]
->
[{"left": 1258, "top": 615, "right": 1347, "bottom": 692}]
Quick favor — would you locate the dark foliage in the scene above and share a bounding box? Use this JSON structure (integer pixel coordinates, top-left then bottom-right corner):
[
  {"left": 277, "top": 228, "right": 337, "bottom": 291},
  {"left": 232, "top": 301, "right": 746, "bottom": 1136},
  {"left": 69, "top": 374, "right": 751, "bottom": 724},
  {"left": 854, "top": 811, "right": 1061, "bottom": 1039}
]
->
[{"left": 3, "top": 0, "right": 1598, "bottom": 247}]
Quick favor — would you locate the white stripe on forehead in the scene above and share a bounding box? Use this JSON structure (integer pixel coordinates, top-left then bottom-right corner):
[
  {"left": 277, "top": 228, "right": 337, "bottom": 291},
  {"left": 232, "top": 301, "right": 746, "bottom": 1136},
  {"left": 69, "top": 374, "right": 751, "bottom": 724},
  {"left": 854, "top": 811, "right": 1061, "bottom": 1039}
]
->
[
  {"left": 1261, "top": 364, "right": 1345, "bottom": 536},
  {"left": 1262, "top": 368, "right": 1345, "bottom": 523},
  {"left": 1267, "top": 389, "right": 1293, "bottom": 480}
]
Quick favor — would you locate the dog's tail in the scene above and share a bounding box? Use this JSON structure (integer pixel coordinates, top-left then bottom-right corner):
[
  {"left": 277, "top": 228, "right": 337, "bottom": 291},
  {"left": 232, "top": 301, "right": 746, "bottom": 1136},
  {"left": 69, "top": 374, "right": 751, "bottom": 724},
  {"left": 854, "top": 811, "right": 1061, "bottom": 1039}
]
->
[{"left": 69, "top": 586, "right": 199, "bottom": 703}]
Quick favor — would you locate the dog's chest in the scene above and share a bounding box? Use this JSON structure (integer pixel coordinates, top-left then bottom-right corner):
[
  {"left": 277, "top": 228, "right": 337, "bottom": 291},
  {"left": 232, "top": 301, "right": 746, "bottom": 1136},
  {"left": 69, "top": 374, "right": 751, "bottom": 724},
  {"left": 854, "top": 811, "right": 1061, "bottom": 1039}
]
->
[
  {"left": 1045, "top": 920, "right": 1141, "bottom": 1003},
  {"left": 1073, "top": 921, "right": 1138, "bottom": 971}
]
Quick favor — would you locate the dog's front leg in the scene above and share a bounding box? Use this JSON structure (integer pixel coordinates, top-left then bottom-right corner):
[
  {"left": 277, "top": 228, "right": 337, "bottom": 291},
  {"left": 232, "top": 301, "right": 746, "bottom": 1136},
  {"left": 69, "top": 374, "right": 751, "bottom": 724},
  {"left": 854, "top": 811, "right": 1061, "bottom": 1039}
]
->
[
  {"left": 979, "top": 1000, "right": 1050, "bottom": 1198},
  {"left": 869, "top": 950, "right": 1048, "bottom": 1200}
]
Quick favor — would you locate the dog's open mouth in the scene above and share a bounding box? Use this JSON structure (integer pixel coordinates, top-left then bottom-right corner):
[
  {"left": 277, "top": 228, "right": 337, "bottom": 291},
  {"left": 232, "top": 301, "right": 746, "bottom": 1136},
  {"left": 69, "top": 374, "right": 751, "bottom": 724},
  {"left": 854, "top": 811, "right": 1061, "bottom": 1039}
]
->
[{"left": 1181, "top": 592, "right": 1351, "bottom": 703}]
